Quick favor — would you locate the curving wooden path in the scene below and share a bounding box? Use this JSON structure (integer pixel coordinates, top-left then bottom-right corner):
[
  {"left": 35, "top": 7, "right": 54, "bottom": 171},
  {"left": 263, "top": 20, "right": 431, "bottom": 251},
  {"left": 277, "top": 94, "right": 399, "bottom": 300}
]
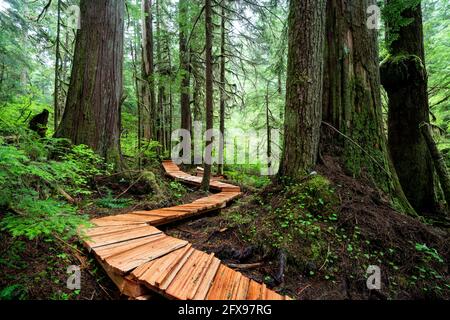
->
[{"left": 79, "top": 160, "right": 291, "bottom": 300}]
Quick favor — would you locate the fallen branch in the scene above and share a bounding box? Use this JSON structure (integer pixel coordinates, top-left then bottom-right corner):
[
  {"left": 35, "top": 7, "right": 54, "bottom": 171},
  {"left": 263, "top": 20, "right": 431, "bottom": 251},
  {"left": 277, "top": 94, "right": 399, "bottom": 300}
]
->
[
  {"left": 115, "top": 174, "right": 143, "bottom": 199},
  {"left": 56, "top": 186, "right": 76, "bottom": 204},
  {"left": 175, "top": 227, "right": 200, "bottom": 235},
  {"left": 228, "top": 262, "right": 263, "bottom": 270}
]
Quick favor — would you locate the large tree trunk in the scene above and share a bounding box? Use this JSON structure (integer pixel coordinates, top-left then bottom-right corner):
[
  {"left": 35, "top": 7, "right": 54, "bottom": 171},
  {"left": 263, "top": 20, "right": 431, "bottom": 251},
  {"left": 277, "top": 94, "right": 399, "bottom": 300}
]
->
[
  {"left": 420, "top": 123, "right": 450, "bottom": 210},
  {"left": 53, "top": 0, "right": 62, "bottom": 132},
  {"left": 266, "top": 81, "right": 272, "bottom": 174},
  {"left": 278, "top": 0, "right": 326, "bottom": 180},
  {"left": 380, "top": 1, "right": 436, "bottom": 213},
  {"left": 201, "top": 0, "right": 213, "bottom": 190},
  {"left": 179, "top": 0, "right": 192, "bottom": 135},
  {"left": 321, "top": 0, "right": 415, "bottom": 215},
  {"left": 131, "top": 1, "right": 143, "bottom": 169},
  {"left": 141, "top": 0, "right": 157, "bottom": 140},
  {"left": 55, "top": 0, "right": 124, "bottom": 169},
  {"left": 155, "top": 0, "right": 166, "bottom": 153},
  {"left": 217, "top": 3, "right": 226, "bottom": 176}
]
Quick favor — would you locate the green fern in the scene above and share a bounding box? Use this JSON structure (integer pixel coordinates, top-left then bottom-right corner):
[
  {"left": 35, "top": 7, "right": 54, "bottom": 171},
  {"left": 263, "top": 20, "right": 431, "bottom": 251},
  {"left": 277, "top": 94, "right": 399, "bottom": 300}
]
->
[{"left": 96, "top": 192, "right": 133, "bottom": 209}]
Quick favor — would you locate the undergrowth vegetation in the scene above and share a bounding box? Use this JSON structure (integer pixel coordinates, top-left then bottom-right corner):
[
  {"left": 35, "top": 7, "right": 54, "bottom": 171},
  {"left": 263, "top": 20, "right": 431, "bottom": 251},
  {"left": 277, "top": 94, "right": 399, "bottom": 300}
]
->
[
  {"left": 0, "top": 119, "right": 107, "bottom": 239},
  {"left": 224, "top": 164, "right": 271, "bottom": 189},
  {"left": 225, "top": 173, "right": 450, "bottom": 299}
]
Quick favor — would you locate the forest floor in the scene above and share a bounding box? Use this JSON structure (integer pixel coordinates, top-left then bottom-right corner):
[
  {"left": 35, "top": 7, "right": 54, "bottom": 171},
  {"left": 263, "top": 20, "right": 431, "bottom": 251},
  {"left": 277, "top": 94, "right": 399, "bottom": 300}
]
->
[{"left": 1, "top": 159, "right": 449, "bottom": 300}]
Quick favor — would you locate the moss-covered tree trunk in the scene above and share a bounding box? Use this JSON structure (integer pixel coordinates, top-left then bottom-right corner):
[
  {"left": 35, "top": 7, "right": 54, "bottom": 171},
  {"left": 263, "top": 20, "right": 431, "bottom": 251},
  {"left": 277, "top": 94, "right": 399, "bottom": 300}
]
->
[
  {"left": 322, "top": 0, "right": 415, "bottom": 215},
  {"left": 380, "top": 1, "right": 436, "bottom": 213},
  {"left": 278, "top": 0, "right": 326, "bottom": 180},
  {"left": 55, "top": 0, "right": 124, "bottom": 170}
]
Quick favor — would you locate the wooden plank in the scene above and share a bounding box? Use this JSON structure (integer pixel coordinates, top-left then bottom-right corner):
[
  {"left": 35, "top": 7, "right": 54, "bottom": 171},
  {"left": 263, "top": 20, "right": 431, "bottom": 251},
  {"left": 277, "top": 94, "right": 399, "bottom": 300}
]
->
[
  {"left": 90, "top": 217, "right": 149, "bottom": 227},
  {"left": 261, "top": 283, "right": 267, "bottom": 300},
  {"left": 96, "top": 258, "right": 149, "bottom": 298},
  {"left": 165, "top": 250, "right": 211, "bottom": 300},
  {"left": 184, "top": 253, "right": 216, "bottom": 300},
  {"left": 266, "top": 289, "right": 284, "bottom": 300},
  {"left": 91, "top": 214, "right": 159, "bottom": 225},
  {"left": 106, "top": 236, "right": 189, "bottom": 274},
  {"left": 132, "top": 244, "right": 192, "bottom": 286},
  {"left": 132, "top": 209, "right": 192, "bottom": 217},
  {"left": 233, "top": 276, "right": 250, "bottom": 300},
  {"left": 163, "top": 250, "right": 204, "bottom": 295},
  {"left": 86, "top": 225, "right": 162, "bottom": 249},
  {"left": 229, "top": 272, "right": 243, "bottom": 300},
  {"left": 206, "top": 264, "right": 235, "bottom": 300},
  {"left": 159, "top": 207, "right": 197, "bottom": 213},
  {"left": 81, "top": 223, "right": 148, "bottom": 237},
  {"left": 221, "top": 270, "right": 242, "bottom": 300},
  {"left": 130, "top": 210, "right": 176, "bottom": 217},
  {"left": 157, "top": 247, "right": 196, "bottom": 290},
  {"left": 246, "top": 280, "right": 262, "bottom": 300},
  {"left": 192, "top": 257, "right": 221, "bottom": 300},
  {"left": 94, "top": 233, "right": 166, "bottom": 260},
  {"left": 182, "top": 253, "right": 217, "bottom": 300}
]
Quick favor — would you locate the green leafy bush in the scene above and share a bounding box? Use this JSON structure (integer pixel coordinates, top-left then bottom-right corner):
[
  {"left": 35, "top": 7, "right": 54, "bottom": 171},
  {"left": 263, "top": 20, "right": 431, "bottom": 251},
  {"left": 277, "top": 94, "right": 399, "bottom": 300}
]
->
[
  {"left": 0, "top": 119, "right": 102, "bottom": 240},
  {"left": 1, "top": 196, "right": 87, "bottom": 240}
]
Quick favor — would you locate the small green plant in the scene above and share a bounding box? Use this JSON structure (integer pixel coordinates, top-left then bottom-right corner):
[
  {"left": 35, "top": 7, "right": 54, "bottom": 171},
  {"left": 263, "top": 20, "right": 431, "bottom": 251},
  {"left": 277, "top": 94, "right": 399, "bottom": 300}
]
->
[
  {"left": 96, "top": 191, "right": 133, "bottom": 209},
  {"left": 169, "top": 181, "right": 186, "bottom": 198},
  {"left": 0, "top": 284, "right": 27, "bottom": 300},
  {"left": 415, "top": 243, "right": 444, "bottom": 263},
  {"left": 0, "top": 240, "right": 27, "bottom": 269}
]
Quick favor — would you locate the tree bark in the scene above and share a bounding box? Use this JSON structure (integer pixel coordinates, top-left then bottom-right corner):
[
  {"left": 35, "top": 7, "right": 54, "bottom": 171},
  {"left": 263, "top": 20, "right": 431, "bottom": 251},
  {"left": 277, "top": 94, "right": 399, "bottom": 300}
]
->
[
  {"left": 201, "top": 0, "right": 213, "bottom": 190},
  {"left": 266, "top": 81, "right": 272, "bottom": 173},
  {"left": 179, "top": 0, "right": 192, "bottom": 135},
  {"left": 155, "top": 0, "right": 166, "bottom": 152},
  {"left": 55, "top": 0, "right": 124, "bottom": 169},
  {"left": 380, "top": 1, "right": 436, "bottom": 213},
  {"left": 131, "top": 3, "right": 142, "bottom": 169},
  {"left": 53, "top": 0, "right": 62, "bottom": 132},
  {"left": 142, "top": 0, "right": 156, "bottom": 140},
  {"left": 321, "top": 0, "right": 415, "bottom": 215},
  {"left": 217, "top": 3, "right": 226, "bottom": 176},
  {"left": 420, "top": 123, "right": 450, "bottom": 211},
  {"left": 278, "top": 0, "right": 326, "bottom": 180}
]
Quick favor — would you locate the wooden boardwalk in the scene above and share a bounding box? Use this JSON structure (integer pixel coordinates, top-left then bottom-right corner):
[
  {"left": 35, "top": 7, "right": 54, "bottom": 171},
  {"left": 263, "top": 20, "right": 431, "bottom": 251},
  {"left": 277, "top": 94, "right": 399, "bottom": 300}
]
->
[{"left": 79, "top": 160, "right": 291, "bottom": 300}]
